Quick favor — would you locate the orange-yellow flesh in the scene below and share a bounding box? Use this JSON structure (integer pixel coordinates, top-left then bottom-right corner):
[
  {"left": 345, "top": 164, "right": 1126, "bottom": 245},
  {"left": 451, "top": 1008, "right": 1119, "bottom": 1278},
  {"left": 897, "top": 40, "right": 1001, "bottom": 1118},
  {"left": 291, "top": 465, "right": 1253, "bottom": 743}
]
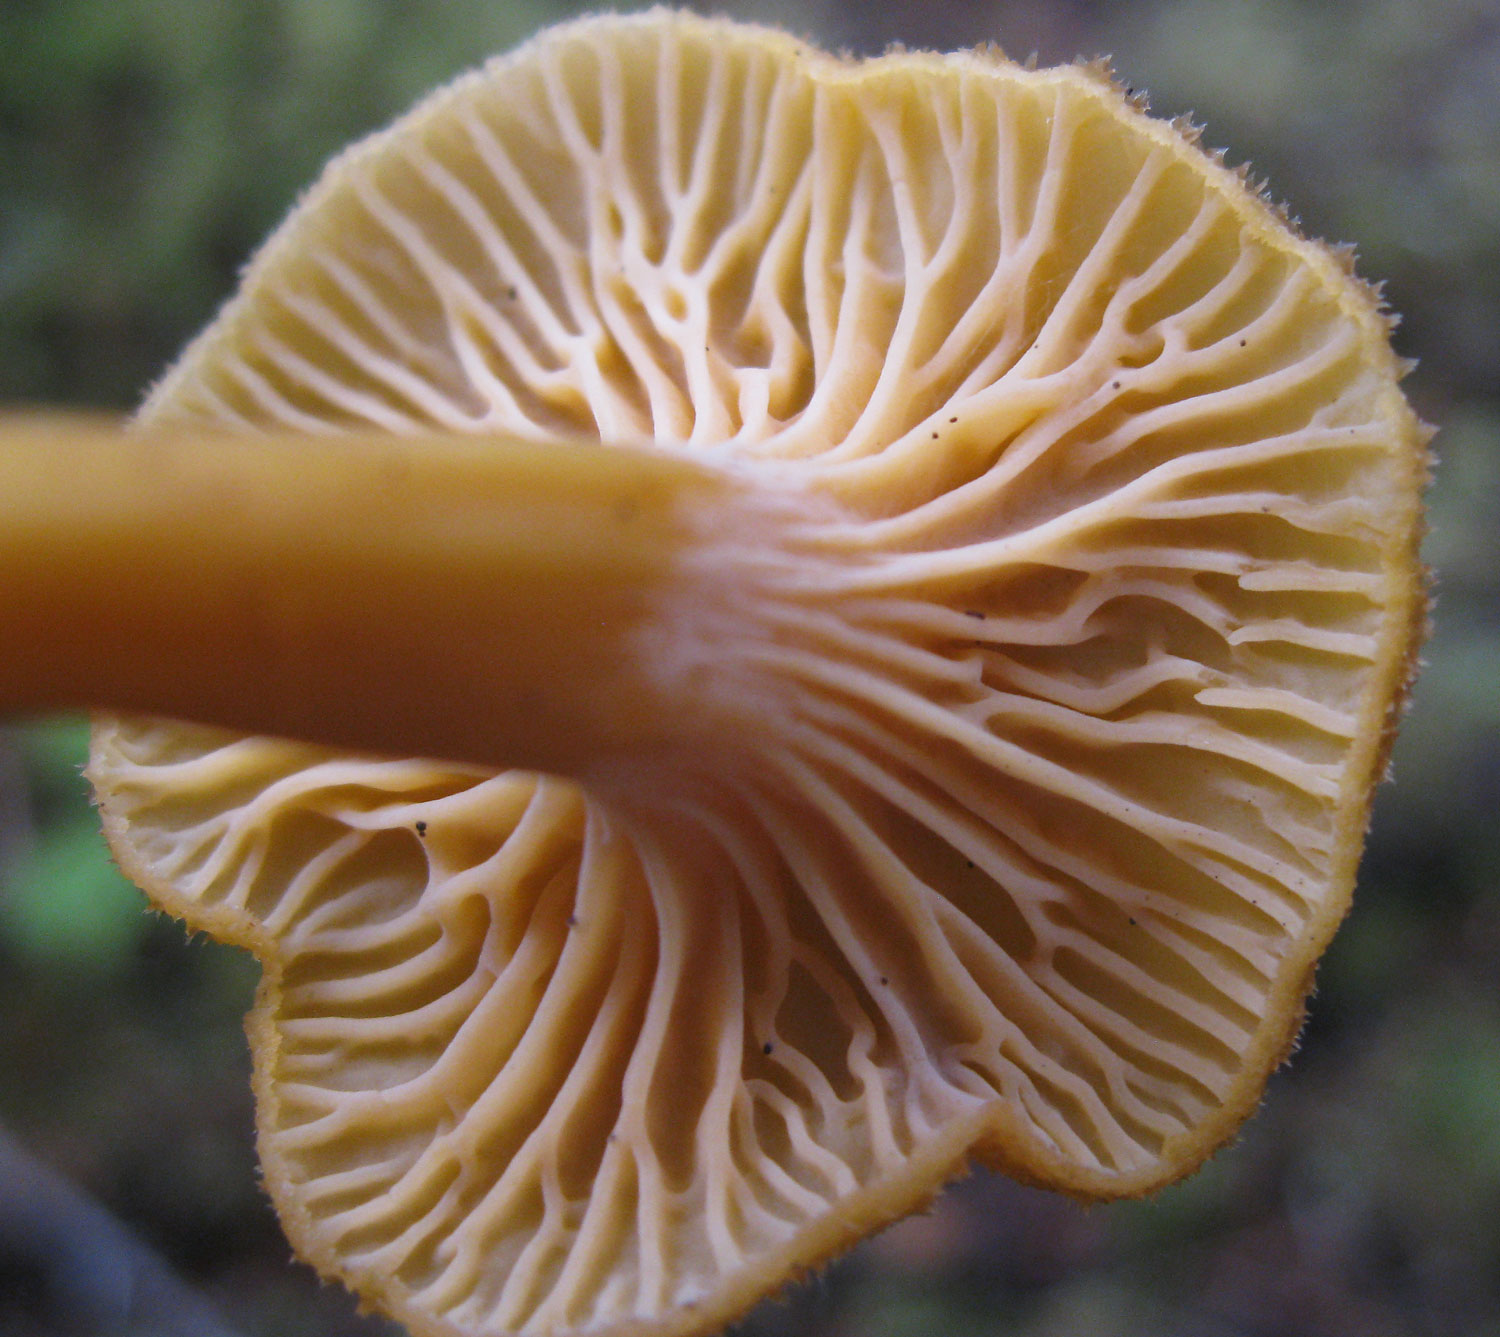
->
[
  {"left": 87, "top": 13, "right": 1428, "bottom": 1337},
  {"left": 0, "top": 413, "right": 737, "bottom": 772}
]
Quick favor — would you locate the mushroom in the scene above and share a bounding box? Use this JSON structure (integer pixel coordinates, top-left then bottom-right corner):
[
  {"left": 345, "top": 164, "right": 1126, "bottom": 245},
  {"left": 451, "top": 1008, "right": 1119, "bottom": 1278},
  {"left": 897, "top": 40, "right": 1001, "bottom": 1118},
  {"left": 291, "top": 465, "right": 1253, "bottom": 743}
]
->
[{"left": 5, "top": 11, "right": 1427, "bottom": 1337}]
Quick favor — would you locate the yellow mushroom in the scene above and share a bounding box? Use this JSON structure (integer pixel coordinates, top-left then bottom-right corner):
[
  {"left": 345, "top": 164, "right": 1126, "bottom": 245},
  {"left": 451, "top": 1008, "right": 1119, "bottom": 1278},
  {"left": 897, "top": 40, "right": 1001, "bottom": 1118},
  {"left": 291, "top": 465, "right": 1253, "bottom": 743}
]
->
[{"left": 4, "top": 12, "right": 1426, "bottom": 1337}]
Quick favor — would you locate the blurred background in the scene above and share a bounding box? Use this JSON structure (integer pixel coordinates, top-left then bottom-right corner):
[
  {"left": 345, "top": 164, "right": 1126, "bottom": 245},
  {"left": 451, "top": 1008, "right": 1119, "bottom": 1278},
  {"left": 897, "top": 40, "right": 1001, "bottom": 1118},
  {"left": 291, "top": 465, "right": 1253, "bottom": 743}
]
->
[{"left": 0, "top": 1, "right": 1495, "bottom": 1334}]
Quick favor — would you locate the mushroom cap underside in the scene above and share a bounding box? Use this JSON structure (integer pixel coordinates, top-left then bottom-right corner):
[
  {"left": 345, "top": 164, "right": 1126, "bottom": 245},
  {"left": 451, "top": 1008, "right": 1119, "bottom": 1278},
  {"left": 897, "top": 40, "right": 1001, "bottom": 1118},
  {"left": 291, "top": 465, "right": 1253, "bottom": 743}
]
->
[{"left": 90, "top": 11, "right": 1427, "bottom": 1337}]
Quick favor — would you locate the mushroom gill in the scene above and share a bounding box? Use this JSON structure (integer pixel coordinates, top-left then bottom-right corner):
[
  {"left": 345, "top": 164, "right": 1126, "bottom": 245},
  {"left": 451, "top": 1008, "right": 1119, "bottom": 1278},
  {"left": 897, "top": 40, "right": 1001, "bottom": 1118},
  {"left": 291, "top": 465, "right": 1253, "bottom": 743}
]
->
[{"left": 85, "top": 12, "right": 1426, "bottom": 1337}]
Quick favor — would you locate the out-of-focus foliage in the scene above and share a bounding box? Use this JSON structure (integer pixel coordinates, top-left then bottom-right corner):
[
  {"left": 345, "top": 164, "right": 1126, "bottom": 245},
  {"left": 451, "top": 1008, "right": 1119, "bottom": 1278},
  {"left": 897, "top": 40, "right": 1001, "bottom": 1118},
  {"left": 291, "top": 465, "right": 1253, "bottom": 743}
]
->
[
  {"left": 1, "top": 1, "right": 1496, "bottom": 1335},
  {"left": 0, "top": 0, "right": 596, "bottom": 408}
]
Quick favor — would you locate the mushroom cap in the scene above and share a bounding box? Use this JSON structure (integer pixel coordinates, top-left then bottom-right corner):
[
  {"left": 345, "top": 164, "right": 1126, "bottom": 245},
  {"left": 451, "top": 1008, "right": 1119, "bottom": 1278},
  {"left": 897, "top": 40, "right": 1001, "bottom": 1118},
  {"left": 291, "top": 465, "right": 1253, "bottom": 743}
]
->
[{"left": 89, "top": 11, "right": 1427, "bottom": 1337}]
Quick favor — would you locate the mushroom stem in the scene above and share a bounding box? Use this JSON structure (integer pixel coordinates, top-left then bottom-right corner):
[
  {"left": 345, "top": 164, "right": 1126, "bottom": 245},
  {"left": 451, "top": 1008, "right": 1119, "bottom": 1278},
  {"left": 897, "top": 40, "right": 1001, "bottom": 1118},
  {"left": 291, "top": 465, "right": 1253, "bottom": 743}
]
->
[{"left": 0, "top": 412, "right": 748, "bottom": 773}]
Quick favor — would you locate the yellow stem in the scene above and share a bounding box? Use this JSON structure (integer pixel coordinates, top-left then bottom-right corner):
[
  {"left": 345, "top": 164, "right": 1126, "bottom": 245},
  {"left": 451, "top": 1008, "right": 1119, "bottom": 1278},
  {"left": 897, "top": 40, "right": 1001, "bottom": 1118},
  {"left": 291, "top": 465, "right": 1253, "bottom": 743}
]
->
[{"left": 0, "top": 412, "right": 745, "bottom": 773}]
